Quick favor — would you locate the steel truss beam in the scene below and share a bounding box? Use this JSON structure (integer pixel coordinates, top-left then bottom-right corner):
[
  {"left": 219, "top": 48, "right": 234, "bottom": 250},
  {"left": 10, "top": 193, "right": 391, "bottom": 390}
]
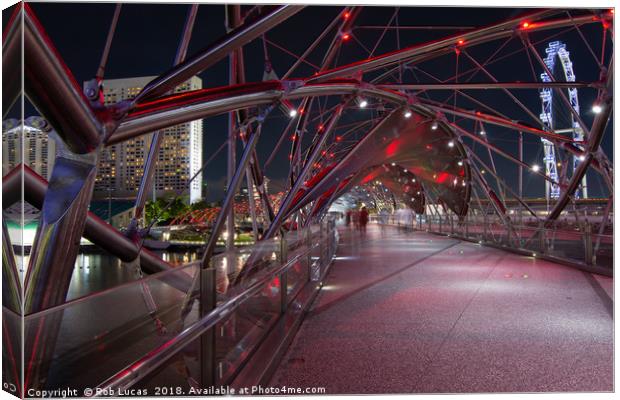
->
[
  {"left": 380, "top": 82, "right": 602, "bottom": 90},
  {"left": 445, "top": 120, "right": 561, "bottom": 188},
  {"left": 465, "top": 148, "right": 540, "bottom": 220},
  {"left": 308, "top": 11, "right": 607, "bottom": 83},
  {"left": 265, "top": 102, "right": 347, "bottom": 239},
  {"left": 419, "top": 100, "right": 574, "bottom": 142},
  {"left": 108, "top": 80, "right": 408, "bottom": 144},
  {"left": 133, "top": 5, "right": 304, "bottom": 103},
  {"left": 201, "top": 119, "right": 266, "bottom": 266},
  {"left": 132, "top": 5, "right": 198, "bottom": 227},
  {"left": 544, "top": 66, "right": 613, "bottom": 225}
]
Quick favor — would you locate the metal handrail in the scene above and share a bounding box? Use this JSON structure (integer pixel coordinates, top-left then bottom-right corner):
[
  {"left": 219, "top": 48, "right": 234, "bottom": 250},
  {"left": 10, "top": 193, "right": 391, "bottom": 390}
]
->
[
  {"left": 94, "top": 233, "right": 333, "bottom": 394},
  {"left": 25, "top": 231, "right": 310, "bottom": 320},
  {"left": 376, "top": 213, "right": 611, "bottom": 270}
]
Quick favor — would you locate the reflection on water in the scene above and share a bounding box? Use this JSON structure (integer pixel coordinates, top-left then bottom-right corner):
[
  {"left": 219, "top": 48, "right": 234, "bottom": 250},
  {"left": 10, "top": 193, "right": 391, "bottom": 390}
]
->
[
  {"left": 19, "top": 250, "right": 202, "bottom": 301},
  {"left": 17, "top": 237, "right": 285, "bottom": 303},
  {"left": 69, "top": 251, "right": 204, "bottom": 300}
]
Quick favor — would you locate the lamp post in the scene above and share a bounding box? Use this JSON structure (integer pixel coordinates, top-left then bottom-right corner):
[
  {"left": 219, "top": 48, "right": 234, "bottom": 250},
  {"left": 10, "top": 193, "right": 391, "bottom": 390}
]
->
[{"left": 107, "top": 187, "right": 113, "bottom": 225}]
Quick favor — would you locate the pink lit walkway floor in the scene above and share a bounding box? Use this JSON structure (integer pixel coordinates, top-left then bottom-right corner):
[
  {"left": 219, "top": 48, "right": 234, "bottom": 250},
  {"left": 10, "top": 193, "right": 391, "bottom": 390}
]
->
[{"left": 270, "top": 225, "right": 613, "bottom": 394}]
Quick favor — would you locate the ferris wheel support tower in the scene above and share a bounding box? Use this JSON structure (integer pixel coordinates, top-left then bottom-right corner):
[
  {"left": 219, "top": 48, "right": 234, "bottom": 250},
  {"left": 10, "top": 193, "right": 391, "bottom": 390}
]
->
[{"left": 539, "top": 41, "right": 588, "bottom": 200}]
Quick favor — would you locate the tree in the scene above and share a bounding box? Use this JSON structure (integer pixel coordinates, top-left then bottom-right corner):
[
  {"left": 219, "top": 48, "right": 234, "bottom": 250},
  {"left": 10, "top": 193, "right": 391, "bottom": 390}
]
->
[
  {"left": 145, "top": 197, "right": 190, "bottom": 225},
  {"left": 190, "top": 199, "right": 209, "bottom": 211}
]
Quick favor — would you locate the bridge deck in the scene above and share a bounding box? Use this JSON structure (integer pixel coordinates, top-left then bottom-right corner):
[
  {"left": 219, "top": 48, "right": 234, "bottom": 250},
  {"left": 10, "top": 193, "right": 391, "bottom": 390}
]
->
[{"left": 271, "top": 225, "right": 613, "bottom": 394}]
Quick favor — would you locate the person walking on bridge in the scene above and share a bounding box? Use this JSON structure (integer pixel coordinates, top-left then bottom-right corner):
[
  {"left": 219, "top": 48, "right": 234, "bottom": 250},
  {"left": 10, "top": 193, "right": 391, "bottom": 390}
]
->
[
  {"left": 378, "top": 208, "right": 389, "bottom": 236},
  {"left": 359, "top": 206, "right": 369, "bottom": 234}
]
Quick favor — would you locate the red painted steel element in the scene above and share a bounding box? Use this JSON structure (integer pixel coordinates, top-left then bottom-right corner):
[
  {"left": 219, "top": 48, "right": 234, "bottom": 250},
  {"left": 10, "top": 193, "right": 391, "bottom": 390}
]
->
[{"left": 285, "top": 108, "right": 470, "bottom": 219}]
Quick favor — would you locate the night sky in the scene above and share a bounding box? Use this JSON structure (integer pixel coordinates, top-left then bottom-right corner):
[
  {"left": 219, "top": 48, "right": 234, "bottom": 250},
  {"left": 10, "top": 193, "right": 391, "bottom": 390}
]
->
[{"left": 3, "top": 3, "right": 614, "bottom": 200}]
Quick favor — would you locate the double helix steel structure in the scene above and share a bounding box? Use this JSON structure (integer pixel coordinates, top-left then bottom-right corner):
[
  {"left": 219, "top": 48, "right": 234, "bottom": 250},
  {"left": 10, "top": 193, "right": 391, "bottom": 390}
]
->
[{"left": 1, "top": 3, "right": 614, "bottom": 397}]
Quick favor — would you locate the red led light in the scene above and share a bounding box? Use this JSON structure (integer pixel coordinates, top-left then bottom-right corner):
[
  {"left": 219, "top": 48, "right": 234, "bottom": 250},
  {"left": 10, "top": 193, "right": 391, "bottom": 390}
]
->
[
  {"left": 522, "top": 22, "right": 530, "bottom": 28},
  {"left": 342, "top": 33, "right": 351, "bottom": 41},
  {"left": 457, "top": 39, "right": 464, "bottom": 45},
  {"left": 436, "top": 172, "right": 449, "bottom": 184},
  {"left": 343, "top": 11, "right": 350, "bottom": 19},
  {"left": 290, "top": 134, "right": 297, "bottom": 141},
  {"left": 336, "top": 136, "right": 343, "bottom": 142}
]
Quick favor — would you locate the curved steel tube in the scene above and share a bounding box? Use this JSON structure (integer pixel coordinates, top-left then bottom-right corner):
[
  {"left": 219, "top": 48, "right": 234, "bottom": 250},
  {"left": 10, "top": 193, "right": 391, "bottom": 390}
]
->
[
  {"left": 309, "top": 11, "right": 604, "bottom": 83},
  {"left": 2, "top": 4, "right": 22, "bottom": 117},
  {"left": 108, "top": 80, "right": 407, "bottom": 145},
  {"left": 545, "top": 69, "right": 613, "bottom": 225},
  {"left": 134, "top": 5, "right": 304, "bottom": 103},
  {"left": 420, "top": 100, "right": 578, "bottom": 143},
  {"left": 2, "top": 165, "right": 177, "bottom": 277},
  {"left": 265, "top": 102, "right": 346, "bottom": 239},
  {"left": 23, "top": 4, "right": 104, "bottom": 153}
]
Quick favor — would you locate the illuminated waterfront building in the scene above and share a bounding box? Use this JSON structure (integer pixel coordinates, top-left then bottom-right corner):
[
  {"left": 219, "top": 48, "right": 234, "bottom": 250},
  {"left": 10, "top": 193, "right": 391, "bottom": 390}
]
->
[
  {"left": 92, "top": 76, "right": 203, "bottom": 203},
  {"left": 2, "top": 117, "right": 56, "bottom": 180}
]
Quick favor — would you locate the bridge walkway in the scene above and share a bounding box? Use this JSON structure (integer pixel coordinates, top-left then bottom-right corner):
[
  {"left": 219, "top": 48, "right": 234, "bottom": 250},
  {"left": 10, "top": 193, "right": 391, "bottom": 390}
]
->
[{"left": 270, "top": 224, "right": 613, "bottom": 393}]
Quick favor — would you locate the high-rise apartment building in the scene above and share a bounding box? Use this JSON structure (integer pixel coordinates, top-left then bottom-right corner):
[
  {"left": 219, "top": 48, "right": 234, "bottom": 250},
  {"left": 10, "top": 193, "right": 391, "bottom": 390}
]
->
[
  {"left": 93, "top": 76, "right": 203, "bottom": 203},
  {"left": 2, "top": 117, "right": 58, "bottom": 224},
  {"left": 2, "top": 117, "right": 56, "bottom": 180}
]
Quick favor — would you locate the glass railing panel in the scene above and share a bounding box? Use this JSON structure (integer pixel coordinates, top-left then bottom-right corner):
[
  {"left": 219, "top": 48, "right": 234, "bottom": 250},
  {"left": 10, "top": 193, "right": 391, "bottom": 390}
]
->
[
  {"left": 309, "top": 237, "right": 322, "bottom": 282},
  {"left": 67, "top": 245, "right": 149, "bottom": 301},
  {"left": 512, "top": 226, "right": 541, "bottom": 254},
  {"left": 23, "top": 262, "right": 199, "bottom": 393},
  {"left": 471, "top": 221, "right": 486, "bottom": 241},
  {"left": 543, "top": 227, "right": 586, "bottom": 262},
  {"left": 130, "top": 335, "right": 201, "bottom": 394},
  {"left": 212, "top": 237, "right": 281, "bottom": 298},
  {"left": 129, "top": 262, "right": 285, "bottom": 390},
  {"left": 285, "top": 254, "right": 309, "bottom": 304},
  {"left": 123, "top": 241, "right": 291, "bottom": 391},
  {"left": 285, "top": 229, "right": 311, "bottom": 294},
  {"left": 215, "top": 260, "right": 281, "bottom": 383},
  {"left": 21, "top": 222, "right": 337, "bottom": 393},
  {"left": 592, "top": 232, "right": 613, "bottom": 268},
  {"left": 200, "top": 239, "right": 283, "bottom": 385},
  {"left": 215, "top": 266, "right": 281, "bottom": 384}
]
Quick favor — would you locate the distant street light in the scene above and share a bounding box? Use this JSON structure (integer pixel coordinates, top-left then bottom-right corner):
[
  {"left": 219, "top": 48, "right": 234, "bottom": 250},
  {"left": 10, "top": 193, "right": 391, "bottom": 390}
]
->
[{"left": 592, "top": 104, "right": 603, "bottom": 114}]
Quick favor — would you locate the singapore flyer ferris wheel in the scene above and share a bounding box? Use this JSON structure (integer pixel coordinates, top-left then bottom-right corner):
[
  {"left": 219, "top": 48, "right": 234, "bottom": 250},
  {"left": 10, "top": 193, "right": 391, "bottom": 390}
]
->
[{"left": 539, "top": 41, "right": 587, "bottom": 200}]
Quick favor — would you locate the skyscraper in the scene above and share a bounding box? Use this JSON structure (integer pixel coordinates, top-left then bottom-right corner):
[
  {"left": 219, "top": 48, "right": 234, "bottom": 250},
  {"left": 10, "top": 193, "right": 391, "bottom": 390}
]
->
[
  {"left": 2, "top": 117, "right": 57, "bottom": 225},
  {"left": 93, "top": 76, "right": 203, "bottom": 203},
  {"left": 2, "top": 117, "right": 56, "bottom": 180}
]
